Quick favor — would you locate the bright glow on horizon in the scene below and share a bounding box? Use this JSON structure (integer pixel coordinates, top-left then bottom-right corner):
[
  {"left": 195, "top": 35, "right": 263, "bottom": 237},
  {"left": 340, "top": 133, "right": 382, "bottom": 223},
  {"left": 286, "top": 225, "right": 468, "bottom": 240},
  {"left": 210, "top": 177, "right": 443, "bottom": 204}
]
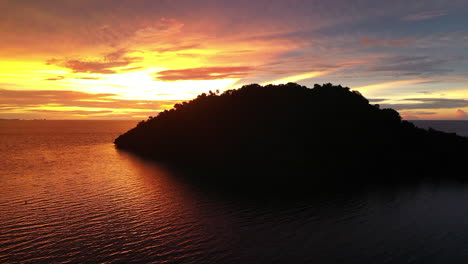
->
[
  {"left": 264, "top": 71, "right": 330, "bottom": 85},
  {"left": 1, "top": 1, "right": 468, "bottom": 120},
  {"left": 354, "top": 79, "right": 426, "bottom": 95}
]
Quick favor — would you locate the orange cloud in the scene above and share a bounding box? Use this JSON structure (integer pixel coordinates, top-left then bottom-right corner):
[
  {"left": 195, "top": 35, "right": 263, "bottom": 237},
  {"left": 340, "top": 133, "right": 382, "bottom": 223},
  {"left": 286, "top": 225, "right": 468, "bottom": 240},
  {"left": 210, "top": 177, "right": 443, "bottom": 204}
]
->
[
  {"left": 44, "top": 75, "right": 103, "bottom": 81},
  {"left": 0, "top": 89, "right": 182, "bottom": 110},
  {"left": 63, "top": 60, "right": 130, "bottom": 74},
  {"left": 154, "top": 44, "right": 201, "bottom": 53},
  {"left": 76, "top": 76, "right": 102, "bottom": 80},
  {"left": 29, "top": 109, "right": 114, "bottom": 115},
  {"left": 49, "top": 52, "right": 143, "bottom": 74},
  {"left": 154, "top": 66, "right": 253, "bottom": 81},
  {"left": 44, "top": 76, "right": 66, "bottom": 81},
  {"left": 456, "top": 109, "right": 468, "bottom": 119}
]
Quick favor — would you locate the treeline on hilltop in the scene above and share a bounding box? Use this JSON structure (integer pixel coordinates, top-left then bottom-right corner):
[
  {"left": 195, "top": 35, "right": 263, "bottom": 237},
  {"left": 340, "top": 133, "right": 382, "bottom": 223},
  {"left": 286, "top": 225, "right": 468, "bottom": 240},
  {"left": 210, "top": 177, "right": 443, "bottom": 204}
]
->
[{"left": 115, "top": 83, "right": 468, "bottom": 184}]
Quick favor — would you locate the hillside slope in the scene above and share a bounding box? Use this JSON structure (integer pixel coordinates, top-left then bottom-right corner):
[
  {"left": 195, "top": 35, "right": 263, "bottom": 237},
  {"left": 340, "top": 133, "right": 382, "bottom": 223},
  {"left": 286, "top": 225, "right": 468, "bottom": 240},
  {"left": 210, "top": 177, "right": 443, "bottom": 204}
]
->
[{"left": 115, "top": 83, "right": 468, "bottom": 182}]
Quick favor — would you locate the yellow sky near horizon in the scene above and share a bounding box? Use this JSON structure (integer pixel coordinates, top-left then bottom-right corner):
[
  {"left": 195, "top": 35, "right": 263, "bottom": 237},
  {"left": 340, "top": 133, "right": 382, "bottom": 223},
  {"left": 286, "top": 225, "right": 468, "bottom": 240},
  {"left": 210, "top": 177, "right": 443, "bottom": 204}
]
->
[{"left": 2, "top": 0, "right": 468, "bottom": 120}]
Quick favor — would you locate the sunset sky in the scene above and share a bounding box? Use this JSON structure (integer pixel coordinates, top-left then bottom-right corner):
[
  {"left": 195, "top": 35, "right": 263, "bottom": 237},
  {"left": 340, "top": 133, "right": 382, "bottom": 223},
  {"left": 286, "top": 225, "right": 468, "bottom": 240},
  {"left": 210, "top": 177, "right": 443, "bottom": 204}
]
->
[{"left": 1, "top": 0, "right": 468, "bottom": 120}]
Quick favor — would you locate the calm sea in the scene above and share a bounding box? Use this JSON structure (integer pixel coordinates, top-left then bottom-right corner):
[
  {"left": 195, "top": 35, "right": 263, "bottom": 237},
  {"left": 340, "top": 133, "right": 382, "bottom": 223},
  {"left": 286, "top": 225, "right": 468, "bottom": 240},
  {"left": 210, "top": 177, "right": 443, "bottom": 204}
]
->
[{"left": 2, "top": 120, "right": 468, "bottom": 263}]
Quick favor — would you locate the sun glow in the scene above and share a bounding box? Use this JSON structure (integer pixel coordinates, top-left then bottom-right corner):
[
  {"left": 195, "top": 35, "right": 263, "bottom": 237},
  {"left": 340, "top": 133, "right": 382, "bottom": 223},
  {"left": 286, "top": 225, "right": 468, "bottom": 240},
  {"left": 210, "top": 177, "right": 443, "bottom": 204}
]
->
[
  {"left": 0, "top": 52, "right": 247, "bottom": 119},
  {"left": 264, "top": 71, "right": 330, "bottom": 85},
  {"left": 354, "top": 79, "right": 426, "bottom": 96}
]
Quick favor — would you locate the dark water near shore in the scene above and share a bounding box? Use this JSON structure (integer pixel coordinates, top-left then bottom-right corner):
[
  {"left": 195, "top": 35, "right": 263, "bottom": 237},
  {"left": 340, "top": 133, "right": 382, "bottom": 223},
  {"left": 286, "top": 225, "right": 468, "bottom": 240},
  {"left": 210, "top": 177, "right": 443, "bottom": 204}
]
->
[
  {"left": 411, "top": 120, "right": 468, "bottom": 137},
  {"left": 2, "top": 120, "right": 468, "bottom": 263}
]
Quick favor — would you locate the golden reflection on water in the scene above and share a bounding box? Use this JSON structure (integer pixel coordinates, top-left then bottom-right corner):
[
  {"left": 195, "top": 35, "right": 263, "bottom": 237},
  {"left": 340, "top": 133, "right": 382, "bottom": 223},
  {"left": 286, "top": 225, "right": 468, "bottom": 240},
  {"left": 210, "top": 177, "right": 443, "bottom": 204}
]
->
[
  {"left": 4, "top": 121, "right": 468, "bottom": 263},
  {"left": 114, "top": 148, "right": 197, "bottom": 215},
  {"left": 0, "top": 121, "right": 231, "bottom": 263}
]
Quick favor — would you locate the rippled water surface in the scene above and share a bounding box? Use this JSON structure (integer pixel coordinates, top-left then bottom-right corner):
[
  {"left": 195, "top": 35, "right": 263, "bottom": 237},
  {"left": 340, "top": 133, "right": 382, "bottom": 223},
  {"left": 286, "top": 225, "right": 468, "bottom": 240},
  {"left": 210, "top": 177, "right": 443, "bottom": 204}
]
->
[{"left": 2, "top": 120, "right": 468, "bottom": 263}]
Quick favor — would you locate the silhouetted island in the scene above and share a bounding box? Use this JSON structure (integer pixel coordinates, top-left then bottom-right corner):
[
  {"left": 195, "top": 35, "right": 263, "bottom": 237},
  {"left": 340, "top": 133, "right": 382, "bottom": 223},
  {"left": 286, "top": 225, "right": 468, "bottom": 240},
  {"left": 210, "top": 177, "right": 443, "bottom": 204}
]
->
[{"left": 115, "top": 83, "right": 468, "bottom": 186}]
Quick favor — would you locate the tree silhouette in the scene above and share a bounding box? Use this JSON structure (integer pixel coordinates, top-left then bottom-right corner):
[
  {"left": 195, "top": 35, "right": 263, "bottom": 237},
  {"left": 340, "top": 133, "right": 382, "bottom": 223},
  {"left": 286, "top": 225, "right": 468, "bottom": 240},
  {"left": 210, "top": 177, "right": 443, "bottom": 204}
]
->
[{"left": 115, "top": 83, "right": 468, "bottom": 185}]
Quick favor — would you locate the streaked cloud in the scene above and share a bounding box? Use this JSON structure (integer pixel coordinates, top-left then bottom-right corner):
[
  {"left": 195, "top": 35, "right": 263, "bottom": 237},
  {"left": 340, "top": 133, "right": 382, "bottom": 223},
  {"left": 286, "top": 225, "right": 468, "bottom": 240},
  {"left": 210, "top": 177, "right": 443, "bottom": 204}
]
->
[
  {"left": 47, "top": 49, "right": 143, "bottom": 74},
  {"left": 264, "top": 71, "right": 330, "bottom": 85},
  {"left": 368, "top": 98, "right": 388, "bottom": 103},
  {"left": 29, "top": 109, "right": 114, "bottom": 115},
  {"left": 77, "top": 76, "right": 102, "bottom": 80},
  {"left": 62, "top": 60, "right": 131, "bottom": 74},
  {"left": 360, "top": 38, "right": 411, "bottom": 47},
  {"left": 154, "top": 66, "right": 253, "bottom": 81},
  {"left": 367, "top": 56, "right": 450, "bottom": 76},
  {"left": 402, "top": 11, "right": 448, "bottom": 21},
  {"left": 154, "top": 44, "right": 201, "bottom": 53},
  {"left": 383, "top": 98, "right": 468, "bottom": 110},
  {"left": 45, "top": 76, "right": 66, "bottom": 81},
  {"left": 0, "top": 89, "right": 180, "bottom": 110},
  {"left": 354, "top": 79, "right": 426, "bottom": 93}
]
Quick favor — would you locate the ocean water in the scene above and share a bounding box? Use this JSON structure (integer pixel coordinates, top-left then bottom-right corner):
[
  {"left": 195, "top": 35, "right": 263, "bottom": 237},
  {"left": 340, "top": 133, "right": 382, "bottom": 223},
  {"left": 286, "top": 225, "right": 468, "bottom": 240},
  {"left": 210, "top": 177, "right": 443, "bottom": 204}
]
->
[
  {"left": 411, "top": 120, "right": 468, "bottom": 137},
  {"left": 2, "top": 120, "right": 468, "bottom": 263}
]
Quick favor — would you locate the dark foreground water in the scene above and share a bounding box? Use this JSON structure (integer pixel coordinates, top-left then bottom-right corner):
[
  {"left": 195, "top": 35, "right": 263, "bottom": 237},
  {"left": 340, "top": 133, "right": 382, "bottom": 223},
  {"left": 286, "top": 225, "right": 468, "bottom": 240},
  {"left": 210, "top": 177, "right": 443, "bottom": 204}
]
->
[{"left": 2, "top": 120, "right": 468, "bottom": 263}]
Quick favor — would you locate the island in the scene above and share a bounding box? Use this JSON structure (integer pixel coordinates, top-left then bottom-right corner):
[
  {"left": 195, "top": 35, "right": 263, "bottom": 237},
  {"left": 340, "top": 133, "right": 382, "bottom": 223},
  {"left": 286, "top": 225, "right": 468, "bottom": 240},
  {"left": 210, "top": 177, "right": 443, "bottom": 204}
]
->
[{"left": 115, "top": 83, "right": 468, "bottom": 187}]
